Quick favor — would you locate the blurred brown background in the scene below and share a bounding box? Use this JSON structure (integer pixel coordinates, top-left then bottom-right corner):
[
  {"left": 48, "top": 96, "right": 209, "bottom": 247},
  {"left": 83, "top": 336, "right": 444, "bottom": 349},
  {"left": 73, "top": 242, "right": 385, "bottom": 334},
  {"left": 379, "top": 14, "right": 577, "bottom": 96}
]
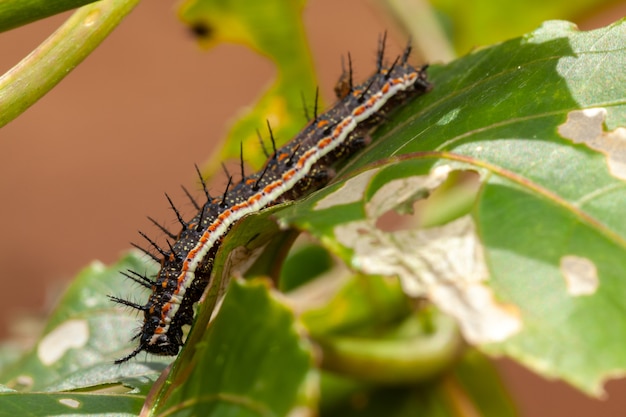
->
[{"left": 1, "top": 1, "right": 625, "bottom": 415}]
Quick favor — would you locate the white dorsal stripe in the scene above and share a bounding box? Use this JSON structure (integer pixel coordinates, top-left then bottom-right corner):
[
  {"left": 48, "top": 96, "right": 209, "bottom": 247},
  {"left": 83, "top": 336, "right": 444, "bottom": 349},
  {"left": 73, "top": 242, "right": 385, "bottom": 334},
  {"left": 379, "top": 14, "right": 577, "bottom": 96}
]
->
[{"left": 149, "top": 70, "right": 420, "bottom": 345}]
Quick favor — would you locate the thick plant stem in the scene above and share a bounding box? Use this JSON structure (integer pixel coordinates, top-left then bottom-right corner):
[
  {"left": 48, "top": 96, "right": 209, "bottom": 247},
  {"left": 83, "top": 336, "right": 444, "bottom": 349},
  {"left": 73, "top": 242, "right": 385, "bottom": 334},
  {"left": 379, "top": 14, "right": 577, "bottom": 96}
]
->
[
  {"left": 0, "top": 0, "right": 100, "bottom": 32},
  {"left": 0, "top": 0, "right": 141, "bottom": 129},
  {"left": 317, "top": 310, "right": 463, "bottom": 384}
]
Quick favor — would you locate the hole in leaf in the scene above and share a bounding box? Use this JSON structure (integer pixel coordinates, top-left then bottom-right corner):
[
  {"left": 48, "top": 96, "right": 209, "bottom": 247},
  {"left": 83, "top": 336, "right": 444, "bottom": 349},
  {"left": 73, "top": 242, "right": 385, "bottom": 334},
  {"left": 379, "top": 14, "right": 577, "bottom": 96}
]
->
[
  {"left": 375, "top": 170, "right": 480, "bottom": 233},
  {"left": 189, "top": 21, "right": 212, "bottom": 39}
]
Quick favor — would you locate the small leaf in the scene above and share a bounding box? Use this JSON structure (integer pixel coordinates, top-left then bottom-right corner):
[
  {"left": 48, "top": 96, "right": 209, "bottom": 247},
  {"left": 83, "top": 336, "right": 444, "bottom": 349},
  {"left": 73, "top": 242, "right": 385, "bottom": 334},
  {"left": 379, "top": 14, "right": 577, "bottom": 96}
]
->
[
  {"left": 178, "top": 0, "right": 318, "bottom": 171},
  {"left": 280, "top": 243, "right": 334, "bottom": 291},
  {"left": 451, "top": 350, "right": 517, "bottom": 417},
  {"left": 147, "top": 279, "right": 316, "bottom": 417},
  {"left": 430, "top": 0, "right": 616, "bottom": 54}
]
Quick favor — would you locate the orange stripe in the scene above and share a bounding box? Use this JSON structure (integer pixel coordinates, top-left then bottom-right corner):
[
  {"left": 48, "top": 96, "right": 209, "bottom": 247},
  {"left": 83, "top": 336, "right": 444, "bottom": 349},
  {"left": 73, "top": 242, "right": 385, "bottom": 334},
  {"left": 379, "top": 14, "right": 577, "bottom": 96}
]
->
[{"left": 124, "top": 57, "right": 428, "bottom": 361}]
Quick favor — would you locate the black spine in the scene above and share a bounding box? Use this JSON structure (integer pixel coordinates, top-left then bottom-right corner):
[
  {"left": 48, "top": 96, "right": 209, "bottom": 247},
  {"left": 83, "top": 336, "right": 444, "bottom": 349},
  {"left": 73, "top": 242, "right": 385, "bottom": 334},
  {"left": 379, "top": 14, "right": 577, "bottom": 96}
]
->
[
  {"left": 180, "top": 185, "right": 201, "bottom": 211},
  {"left": 147, "top": 216, "right": 177, "bottom": 239},
  {"left": 130, "top": 242, "right": 161, "bottom": 263},
  {"left": 194, "top": 164, "right": 212, "bottom": 202},
  {"left": 165, "top": 193, "right": 187, "bottom": 228}
]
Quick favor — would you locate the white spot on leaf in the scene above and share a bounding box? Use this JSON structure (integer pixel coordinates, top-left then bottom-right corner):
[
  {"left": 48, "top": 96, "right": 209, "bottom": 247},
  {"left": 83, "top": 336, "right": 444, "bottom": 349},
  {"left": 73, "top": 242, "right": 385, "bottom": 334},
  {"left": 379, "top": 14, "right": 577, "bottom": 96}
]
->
[
  {"left": 558, "top": 108, "right": 626, "bottom": 180},
  {"left": 15, "top": 375, "right": 33, "bottom": 388},
  {"left": 560, "top": 255, "right": 599, "bottom": 296},
  {"left": 315, "top": 169, "right": 379, "bottom": 210},
  {"left": 436, "top": 108, "right": 461, "bottom": 126},
  {"left": 59, "top": 398, "right": 80, "bottom": 408},
  {"left": 37, "top": 320, "right": 89, "bottom": 365},
  {"left": 333, "top": 166, "right": 521, "bottom": 344}
]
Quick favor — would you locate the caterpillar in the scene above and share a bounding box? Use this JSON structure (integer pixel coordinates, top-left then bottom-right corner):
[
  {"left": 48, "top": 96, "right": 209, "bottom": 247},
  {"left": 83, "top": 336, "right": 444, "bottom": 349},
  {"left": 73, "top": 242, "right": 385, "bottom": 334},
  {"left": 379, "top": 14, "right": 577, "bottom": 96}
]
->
[{"left": 110, "top": 34, "right": 432, "bottom": 363}]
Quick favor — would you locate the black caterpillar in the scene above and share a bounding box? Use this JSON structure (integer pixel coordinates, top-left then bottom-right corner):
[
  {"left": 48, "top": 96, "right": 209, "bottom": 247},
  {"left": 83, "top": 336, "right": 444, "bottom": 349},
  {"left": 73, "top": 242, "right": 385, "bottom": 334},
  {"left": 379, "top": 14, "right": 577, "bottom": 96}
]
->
[{"left": 111, "top": 34, "right": 432, "bottom": 363}]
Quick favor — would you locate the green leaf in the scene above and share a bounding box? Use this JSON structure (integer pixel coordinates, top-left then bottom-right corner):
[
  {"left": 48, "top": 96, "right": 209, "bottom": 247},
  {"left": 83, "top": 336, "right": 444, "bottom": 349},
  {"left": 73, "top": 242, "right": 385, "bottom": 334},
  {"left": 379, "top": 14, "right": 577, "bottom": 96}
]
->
[
  {"left": 0, "top": 392, "right": 144, "bottom": 417},
  {"left": 146, "top": 279, "right": 316, "bottom": 417},
  {"left": 0, "top": 253, "right": 167, "bottom": 394},
  {"left": 178, "top": 0, "right": 319, "bottom": 172},
  {"left": 279, "top": 243, "right": 334, "bottom": 291},
  {"left": 274, "top": 19, "right": 626, "bottom": 396},
  {"left": 5, "top": 14, "right": 623, "bottom": 416},
  {"left": 452, "top": 350, "right": 517, "bottom": 417},
  {"left": 430, "top": 0, "right": 616, "bottom": 54}
]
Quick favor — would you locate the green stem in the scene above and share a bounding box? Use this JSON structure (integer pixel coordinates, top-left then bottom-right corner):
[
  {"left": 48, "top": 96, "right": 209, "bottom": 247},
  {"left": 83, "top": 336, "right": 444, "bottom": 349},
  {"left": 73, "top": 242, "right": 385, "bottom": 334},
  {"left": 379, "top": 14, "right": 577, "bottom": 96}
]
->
[
  {"left": 0, "top": 0, "right": 100, "bottom": 32},
  {"left": 0, "top": 0, "right": 141, "bottom": 129},
  {"left": 317, "top": 309, "right": 463, "bottom": 384}
]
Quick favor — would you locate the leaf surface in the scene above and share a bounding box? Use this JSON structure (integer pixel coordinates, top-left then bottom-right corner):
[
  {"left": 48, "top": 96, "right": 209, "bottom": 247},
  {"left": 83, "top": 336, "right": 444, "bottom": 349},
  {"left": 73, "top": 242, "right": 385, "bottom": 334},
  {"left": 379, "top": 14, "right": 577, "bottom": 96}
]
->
[{"left": 274, "top": 19, "right": 626, "bottom": 396}]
